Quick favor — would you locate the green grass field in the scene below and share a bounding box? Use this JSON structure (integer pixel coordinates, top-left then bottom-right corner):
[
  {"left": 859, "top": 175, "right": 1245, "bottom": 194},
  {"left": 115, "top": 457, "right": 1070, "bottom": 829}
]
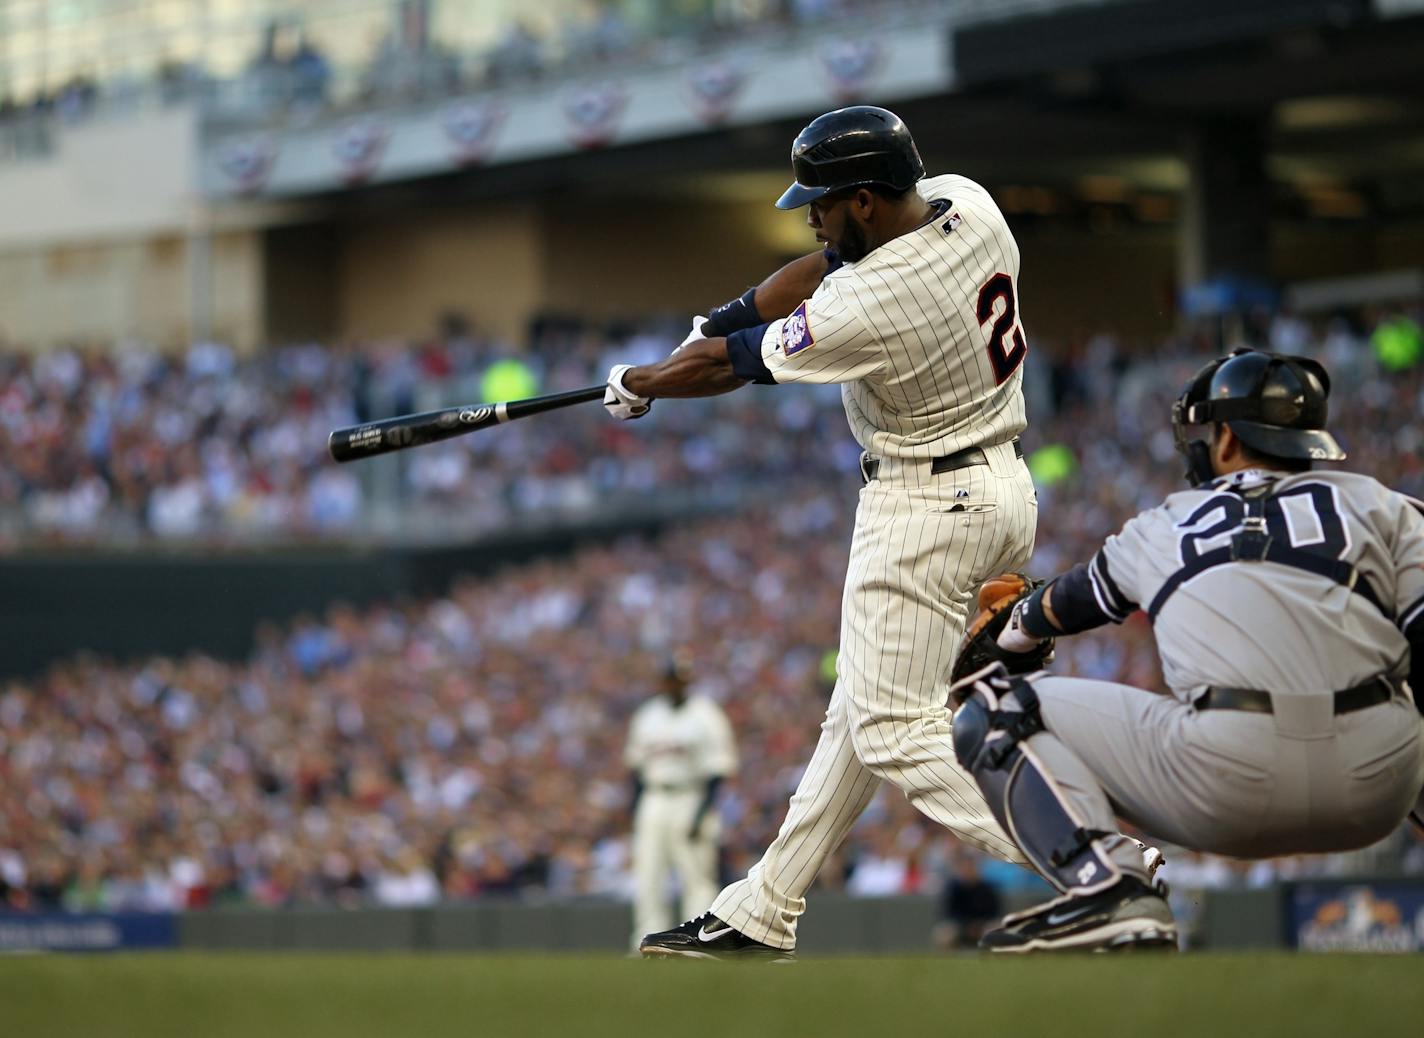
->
[{"left": 2, "top": 953, "right": 1419, "bottom": 1038}]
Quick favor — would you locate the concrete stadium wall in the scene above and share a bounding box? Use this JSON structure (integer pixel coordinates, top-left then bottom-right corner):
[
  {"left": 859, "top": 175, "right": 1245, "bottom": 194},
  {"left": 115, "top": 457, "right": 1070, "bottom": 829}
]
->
[
  {"left": 1272, "top": 219, "right": 1424, "bottom": 286},
  {"left": 334, "top": 200, "right": 546, "bottom": 346},
  {"left": 533, "top": 198, "right": 800, "bottom": 327},
  {"left": 0, "top": 230, "right": 263, "bottom": 351},
  {"left": 0, "top": 109, "right": 196, "bottom": 249},
  {"left": 315, "top": 195, "right": 797, "bottom": 346},
  {"left": 315, "top": 198, "right": 1189, "bottom": 347},
  {"left": 1012, "top": 224, "right": 1178, "bottom": 344}
]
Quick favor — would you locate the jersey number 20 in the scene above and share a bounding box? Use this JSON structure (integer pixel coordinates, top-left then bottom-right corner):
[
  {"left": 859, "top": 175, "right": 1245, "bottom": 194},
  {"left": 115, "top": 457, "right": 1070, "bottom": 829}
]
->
[
  {"left": 977, "top": 273, "right": 1028, "bottom": 385},
  {"left": 1177, "top": 484, "right": 1350, "bottom": 564}
]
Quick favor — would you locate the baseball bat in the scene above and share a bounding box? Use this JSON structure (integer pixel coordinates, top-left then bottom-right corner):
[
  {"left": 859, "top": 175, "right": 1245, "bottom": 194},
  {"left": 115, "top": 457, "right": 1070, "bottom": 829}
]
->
[{"left": 327, "top": 385, "right": 605, "bottom": 463}]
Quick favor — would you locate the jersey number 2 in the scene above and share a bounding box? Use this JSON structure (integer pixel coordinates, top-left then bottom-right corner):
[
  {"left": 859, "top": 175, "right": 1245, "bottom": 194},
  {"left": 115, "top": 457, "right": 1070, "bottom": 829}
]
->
[{"left": 977, "top": 273, "right": 1028, "bottom": 385}]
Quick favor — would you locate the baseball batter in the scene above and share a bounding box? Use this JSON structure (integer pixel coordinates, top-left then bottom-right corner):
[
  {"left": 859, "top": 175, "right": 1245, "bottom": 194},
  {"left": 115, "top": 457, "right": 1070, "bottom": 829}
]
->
[
  {"left": 604, "top": 106, "right": 1044, "bottom": 961},
  {"left": 624, "top": 653, "right": 737, "bottom": 950},
  {"left": 950, "top": 349, "right": 1424, "bottom": 952}
]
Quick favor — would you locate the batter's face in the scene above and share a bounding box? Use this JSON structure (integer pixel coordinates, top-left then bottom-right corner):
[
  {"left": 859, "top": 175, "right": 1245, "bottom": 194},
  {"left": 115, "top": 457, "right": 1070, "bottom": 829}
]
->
[{"left": 808, "top": 189, "right": 873, "bottom": 263}]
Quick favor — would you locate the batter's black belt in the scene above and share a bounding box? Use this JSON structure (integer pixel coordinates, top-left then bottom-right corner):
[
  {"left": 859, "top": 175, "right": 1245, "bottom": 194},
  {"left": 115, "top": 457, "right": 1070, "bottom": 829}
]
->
[
  {"left": 1195, "top": 676, "right": 1397, "bottom": 716},
  {"left": 861, "top": 439, "right": 1022, "bottom": 484}
]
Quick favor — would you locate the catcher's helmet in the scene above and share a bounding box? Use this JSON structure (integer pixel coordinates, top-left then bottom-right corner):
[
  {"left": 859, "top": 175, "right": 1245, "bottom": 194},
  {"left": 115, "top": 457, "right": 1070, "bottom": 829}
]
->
[
  {"left": 1171, "top": 349, "right": 1345, "bottom": 485},
  {"left": 775, "top": 106, "right": 925, "bottom": 210}
]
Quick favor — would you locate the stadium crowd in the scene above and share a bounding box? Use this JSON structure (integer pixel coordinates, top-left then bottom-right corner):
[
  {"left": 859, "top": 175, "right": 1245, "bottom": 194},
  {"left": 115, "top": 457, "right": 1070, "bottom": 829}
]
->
[
  {"left": 2, "top": 308, "right": 1423, "bottom": 923},
  {"left": 0, "top": 327, "right": 851, "bottom": 549},
  {"left": 5, "top": 307, "right": 1419, "bottom": 551}
]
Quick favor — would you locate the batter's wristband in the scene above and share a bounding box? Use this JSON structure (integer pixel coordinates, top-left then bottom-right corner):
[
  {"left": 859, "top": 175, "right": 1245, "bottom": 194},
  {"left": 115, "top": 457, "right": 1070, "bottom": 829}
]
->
[
  {"left": 1017, "top": 585, "right": 1055, "bottom": 639},
  {"left": 703, "top": 287, "right": 762, "bottom": 337}
]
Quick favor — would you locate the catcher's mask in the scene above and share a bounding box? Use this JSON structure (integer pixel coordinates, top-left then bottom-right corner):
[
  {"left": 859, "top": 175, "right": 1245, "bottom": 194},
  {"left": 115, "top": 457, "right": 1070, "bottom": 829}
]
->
[{"left": 1171, "top": 348, "right": 1345, "bottom": 486}]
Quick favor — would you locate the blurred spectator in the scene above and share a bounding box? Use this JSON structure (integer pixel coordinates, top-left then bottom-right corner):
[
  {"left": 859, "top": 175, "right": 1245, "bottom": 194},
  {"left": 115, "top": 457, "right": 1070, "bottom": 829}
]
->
[
  {"left": 933, "top": 852, "right": 1002, "bottom": 951},
  {"left": 485, "top": 20, "right": 547, "bottom": 84},
  {"left": 290, "top": 38, "right": 332, "bottom": 107}
]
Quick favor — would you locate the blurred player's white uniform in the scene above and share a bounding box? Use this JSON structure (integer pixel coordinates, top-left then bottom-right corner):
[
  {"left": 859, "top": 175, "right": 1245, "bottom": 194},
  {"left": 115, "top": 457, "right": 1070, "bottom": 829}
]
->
[
  {"left": 625, "top": 689, "right": 737, "bottom": 949},
  {"left": 709, "top": 174, "right": 1038, "bottom": 948}
]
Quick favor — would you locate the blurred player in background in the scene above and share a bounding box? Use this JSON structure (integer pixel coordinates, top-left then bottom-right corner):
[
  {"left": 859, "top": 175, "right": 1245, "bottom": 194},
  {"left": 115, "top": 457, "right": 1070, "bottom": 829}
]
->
[{"left": 624, "top": 650, "right": 737, "bottom": 951}]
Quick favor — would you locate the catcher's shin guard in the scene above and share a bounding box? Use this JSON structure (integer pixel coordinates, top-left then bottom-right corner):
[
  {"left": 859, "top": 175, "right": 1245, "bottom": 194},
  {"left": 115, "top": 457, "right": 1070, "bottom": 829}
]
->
[{"left": 952, "top": 666, "right": 1121, "bottom": 895}]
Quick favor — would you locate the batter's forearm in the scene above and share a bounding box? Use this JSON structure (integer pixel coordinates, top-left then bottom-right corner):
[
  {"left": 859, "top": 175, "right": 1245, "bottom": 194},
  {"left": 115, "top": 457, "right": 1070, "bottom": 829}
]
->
[
  {"left": 752, "top": 250, "right": 835, "bottom": 321},
  {"left": 623, "top": 337, "right": 747, "bottom": 398}
]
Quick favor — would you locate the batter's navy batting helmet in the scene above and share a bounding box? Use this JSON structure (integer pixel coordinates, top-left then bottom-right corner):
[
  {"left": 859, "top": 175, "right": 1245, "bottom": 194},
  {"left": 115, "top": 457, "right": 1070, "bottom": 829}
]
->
[
  {"left": 775, "top": 106, "right": 925, "bottom": 210},
  {"left": 1172, "top": 349, "right": 1345, "bottom": 485}
]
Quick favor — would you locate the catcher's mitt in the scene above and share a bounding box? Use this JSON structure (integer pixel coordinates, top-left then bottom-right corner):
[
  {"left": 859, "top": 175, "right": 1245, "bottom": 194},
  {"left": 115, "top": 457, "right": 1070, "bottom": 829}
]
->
[{"left": 950, "top": 572, "right": 1054, "bottom": 685}]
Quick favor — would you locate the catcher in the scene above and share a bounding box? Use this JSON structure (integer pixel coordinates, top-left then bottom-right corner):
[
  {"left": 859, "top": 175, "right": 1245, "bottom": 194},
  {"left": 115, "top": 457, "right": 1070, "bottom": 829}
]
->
[{"left": 950, "top": 349, "right": 1424, "bottom": 953}]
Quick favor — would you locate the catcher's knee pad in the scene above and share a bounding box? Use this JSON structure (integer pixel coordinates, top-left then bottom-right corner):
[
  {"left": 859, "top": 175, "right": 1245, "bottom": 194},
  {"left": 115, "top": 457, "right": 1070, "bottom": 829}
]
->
[{"left": 953, "top": 668, "right": 1121, "bottom": 895}]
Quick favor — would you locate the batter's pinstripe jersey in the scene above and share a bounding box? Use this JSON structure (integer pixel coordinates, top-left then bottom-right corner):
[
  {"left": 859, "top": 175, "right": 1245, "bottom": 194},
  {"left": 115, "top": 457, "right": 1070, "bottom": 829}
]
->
[{"left": 755, "top": 174, "right": 1029, "bottom": 460}]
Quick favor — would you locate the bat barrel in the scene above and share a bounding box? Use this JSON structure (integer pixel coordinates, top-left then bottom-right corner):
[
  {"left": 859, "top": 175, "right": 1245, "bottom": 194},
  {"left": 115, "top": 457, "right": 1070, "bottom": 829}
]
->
[{"left": 327, "top": 384, "right": 606, "bottom": 463}]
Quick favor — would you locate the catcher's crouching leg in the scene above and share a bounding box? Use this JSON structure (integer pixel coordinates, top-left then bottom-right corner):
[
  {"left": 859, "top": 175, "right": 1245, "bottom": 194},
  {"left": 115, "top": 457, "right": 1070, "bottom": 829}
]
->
[{"left": 950, "top": 665, "right": 1121, "bottom": 895}]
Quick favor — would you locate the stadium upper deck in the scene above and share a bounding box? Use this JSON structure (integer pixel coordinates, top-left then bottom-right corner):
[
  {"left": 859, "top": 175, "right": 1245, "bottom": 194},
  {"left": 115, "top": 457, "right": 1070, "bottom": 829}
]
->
[{"left": 2, "top": 0, "right": 1422, "bottom": 351}]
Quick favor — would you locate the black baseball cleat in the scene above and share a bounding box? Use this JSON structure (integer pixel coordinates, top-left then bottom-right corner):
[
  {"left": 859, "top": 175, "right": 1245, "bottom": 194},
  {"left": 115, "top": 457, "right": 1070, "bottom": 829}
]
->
[
  {"left": 980, "top": 876, "right": 1177, "bottom": 954},
  {"left": 638, "top": 913, "right": 797, "bottom": 962}
]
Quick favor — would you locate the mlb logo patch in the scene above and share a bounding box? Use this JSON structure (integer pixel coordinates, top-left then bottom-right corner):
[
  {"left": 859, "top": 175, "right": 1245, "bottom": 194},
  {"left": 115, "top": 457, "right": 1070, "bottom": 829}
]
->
[{"left": 780, "top": 302, "right": 815, "bottom": 355}]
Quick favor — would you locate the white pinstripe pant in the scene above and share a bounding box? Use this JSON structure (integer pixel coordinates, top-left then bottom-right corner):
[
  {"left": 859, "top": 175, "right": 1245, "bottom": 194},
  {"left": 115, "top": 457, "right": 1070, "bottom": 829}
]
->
[{"left": 710, "top": 441, "right": 1037, "bottom": 949}]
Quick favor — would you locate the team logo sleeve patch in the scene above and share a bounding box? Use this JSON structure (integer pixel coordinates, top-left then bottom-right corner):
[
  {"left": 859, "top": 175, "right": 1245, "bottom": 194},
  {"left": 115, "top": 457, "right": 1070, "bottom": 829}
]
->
[{"left": 780, "top": 302, "right": 816, "bottom": 355}]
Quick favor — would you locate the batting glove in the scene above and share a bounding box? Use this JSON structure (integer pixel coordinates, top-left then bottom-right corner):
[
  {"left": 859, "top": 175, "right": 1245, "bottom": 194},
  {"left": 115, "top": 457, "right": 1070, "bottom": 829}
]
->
[
  {"left": 996, "top": 600, "right": 1047, "bottom": 654},
  {"left": 671, "top": 315, "right": 708, "bottom": 356},
  {"left": 604, "top": 363, "right": 651, "bottom": 421}
]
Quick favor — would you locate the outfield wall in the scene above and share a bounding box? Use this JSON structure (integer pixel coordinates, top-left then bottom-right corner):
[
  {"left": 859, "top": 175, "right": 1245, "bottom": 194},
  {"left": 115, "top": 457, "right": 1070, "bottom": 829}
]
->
[
  {"left": 166, "top": 891, "right": 1296, "bottom": 954},
  {"left": 9, "top": 882, "right": 1422, "bottom": 955}
]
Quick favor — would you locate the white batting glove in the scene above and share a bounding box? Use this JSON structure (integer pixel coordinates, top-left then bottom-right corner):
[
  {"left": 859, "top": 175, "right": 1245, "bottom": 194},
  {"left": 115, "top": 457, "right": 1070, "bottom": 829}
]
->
[
  {"left": 604, "top": 363, "right": 651, "bottom": 421},
  {"left": 996, "top": 601, "right": 1046, "bottom": 654},
  {"left": 671, "top": 315, "right": 708, "bottom": 356}
]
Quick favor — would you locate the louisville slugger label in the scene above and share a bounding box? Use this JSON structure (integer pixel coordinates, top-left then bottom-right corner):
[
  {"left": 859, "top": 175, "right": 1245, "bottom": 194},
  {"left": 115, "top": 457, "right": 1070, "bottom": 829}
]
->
[{"left": 347, "top": 426, "right": 385, "bottom": 451}]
